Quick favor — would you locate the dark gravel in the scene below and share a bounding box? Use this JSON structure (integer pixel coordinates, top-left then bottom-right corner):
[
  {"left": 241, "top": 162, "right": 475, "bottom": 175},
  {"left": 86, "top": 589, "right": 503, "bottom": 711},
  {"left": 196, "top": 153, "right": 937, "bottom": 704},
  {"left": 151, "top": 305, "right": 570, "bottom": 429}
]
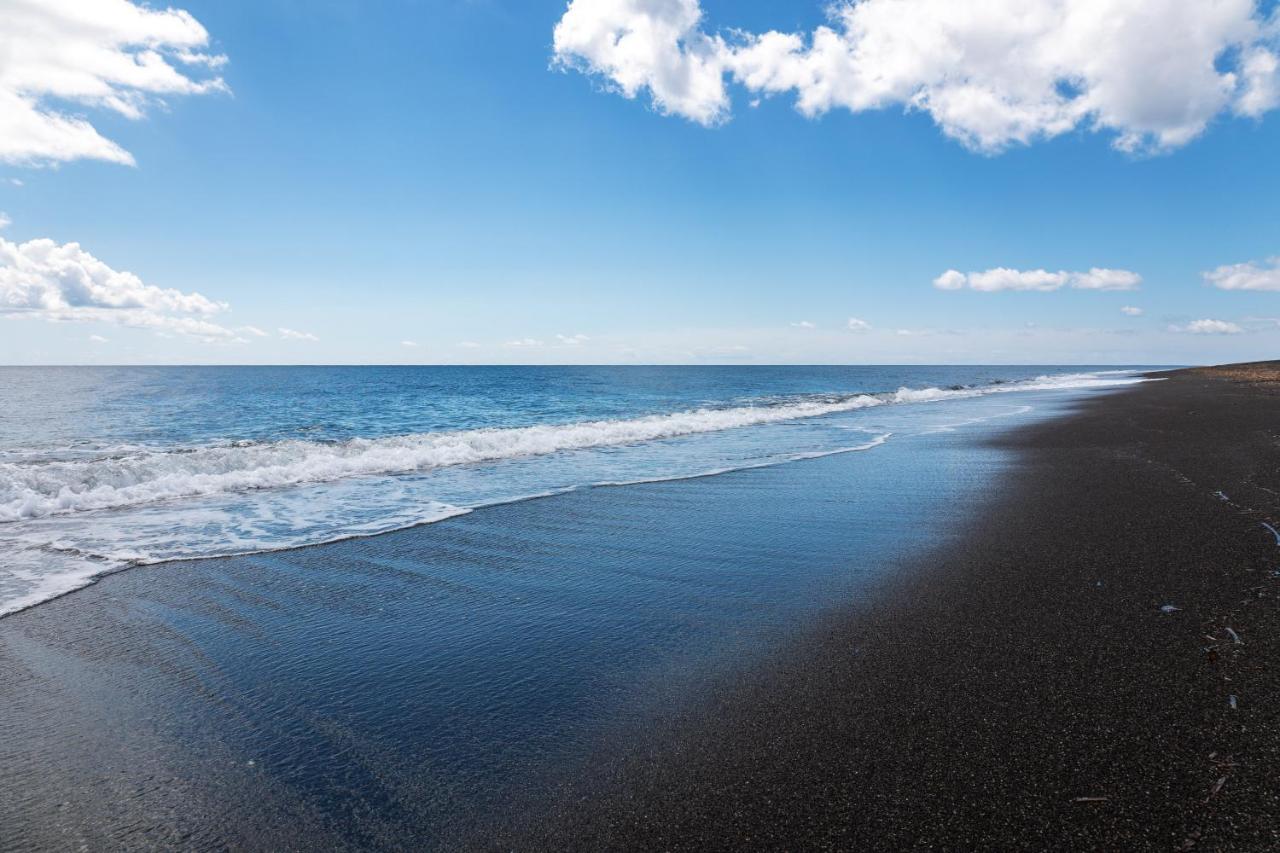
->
[{"left": 498, "top": 367, "right": 1280, "bottom": 851}]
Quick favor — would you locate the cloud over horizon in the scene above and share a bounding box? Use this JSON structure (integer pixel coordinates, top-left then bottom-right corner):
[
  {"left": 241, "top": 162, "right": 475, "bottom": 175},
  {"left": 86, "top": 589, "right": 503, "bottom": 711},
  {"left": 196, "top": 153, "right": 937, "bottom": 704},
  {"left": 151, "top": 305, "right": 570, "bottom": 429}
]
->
[
  {"left": 0, "top": 0, "right": 228, "bottom": 166},
  {"left": 1171, "top": 318, "right": 1245, "bottom": 334},
  {"left": 1204, "top": 257, "right": 1280, "bottom": 291},
  {"left": 0, "top": 232, "right": 238, "bottom": 340},
  {"left": 934, "top": 267, "right": 1142, "bottom": 292},
  {"left": 553, "top": 0, "right": 1280, "bottom": 153}
]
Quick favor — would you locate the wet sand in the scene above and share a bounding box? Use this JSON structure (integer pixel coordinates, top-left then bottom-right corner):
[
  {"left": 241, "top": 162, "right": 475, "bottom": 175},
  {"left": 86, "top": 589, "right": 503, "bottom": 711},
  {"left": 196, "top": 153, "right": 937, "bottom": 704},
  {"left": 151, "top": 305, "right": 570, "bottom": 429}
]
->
[
  {"left": 503, "top": 365, "right": 1280, "bottom": 850},
  {"left": 4, "top": 368, "right": 1278, "bottom": 850},
  {"left": 0, "top": 390, "right": 1029, "bottom": 851}
]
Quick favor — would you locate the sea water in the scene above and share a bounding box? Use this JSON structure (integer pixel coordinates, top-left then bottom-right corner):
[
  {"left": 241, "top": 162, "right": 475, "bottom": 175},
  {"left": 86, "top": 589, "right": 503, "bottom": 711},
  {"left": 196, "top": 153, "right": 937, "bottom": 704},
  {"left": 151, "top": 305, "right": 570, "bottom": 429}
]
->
[{"left": 0, "top": 365, "right": 1149, "bottom": 615}]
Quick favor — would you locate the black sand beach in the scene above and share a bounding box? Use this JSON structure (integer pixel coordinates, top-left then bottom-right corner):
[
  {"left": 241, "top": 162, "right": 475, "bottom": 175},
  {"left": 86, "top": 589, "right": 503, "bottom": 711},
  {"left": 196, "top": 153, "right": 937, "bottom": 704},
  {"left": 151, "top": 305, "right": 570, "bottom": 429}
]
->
[
  {"left": 504, "top": 365, "right": 1280, "bottom": 850},
  {"left": 3, "top": 366, "right": 1280, "bottom": 851}
]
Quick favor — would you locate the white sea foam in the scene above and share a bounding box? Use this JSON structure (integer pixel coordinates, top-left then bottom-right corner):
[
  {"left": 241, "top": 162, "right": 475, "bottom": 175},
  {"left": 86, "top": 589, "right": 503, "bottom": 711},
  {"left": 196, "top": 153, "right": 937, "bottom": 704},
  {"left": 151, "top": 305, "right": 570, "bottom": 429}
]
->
[
  {"left": 0, "top": 372, "right": 1143, "bottom": 525},
  {"left": 0, "top": 370, "right": 1146, "bottom": 617},
  {"left": 0, "top": 394, "right": 885, "bottom": 522},
  {"left": 591, "top": 432, "right": 892, "bottom": 487}
]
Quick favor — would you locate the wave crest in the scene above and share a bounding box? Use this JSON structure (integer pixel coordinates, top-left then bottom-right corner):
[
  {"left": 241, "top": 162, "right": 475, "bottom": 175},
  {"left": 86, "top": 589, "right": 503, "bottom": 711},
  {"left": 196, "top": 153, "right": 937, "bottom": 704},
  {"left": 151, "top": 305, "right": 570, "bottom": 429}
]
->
[
  {"left": 0, "top": 371, "right": 1144, "bottom": 524},
  {"left": 0, "top": 394, "right": 885, "bottom": 521}
]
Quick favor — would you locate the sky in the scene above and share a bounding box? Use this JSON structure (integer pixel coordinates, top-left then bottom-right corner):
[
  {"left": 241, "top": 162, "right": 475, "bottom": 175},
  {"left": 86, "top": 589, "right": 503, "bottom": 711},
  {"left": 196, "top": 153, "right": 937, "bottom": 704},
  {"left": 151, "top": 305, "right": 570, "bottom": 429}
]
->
[{"left": 1, "top": 0, "right": 1279, "bottom": 366}]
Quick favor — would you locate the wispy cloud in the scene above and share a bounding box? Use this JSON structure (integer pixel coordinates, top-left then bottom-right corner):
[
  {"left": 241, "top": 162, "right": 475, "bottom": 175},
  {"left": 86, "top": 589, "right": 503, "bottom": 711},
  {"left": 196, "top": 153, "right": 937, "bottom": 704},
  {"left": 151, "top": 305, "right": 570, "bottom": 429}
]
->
[
  {"left": 790, "top": 320, "right": 815, "bottom": 328},
  {"left": 555, "top": 333, "right": 590, "bottom": 346},
  {"left": 1170, "top": 319, "right": 1244, "bottom": 335},
  {"left": 1120, "top": 306, "right": 1144, "bottom": 316},
  {"left": 847, "top": 317, "right": 872, "bottom": 332},
  {"left": 1204, "top": 257, "right": 1280, "bottom": 291},
  {"left": 401, "top": 340, "right": 419, "bottom": 348},
  {"left": 553, "top": 0, "right": 1280, "bottom": 152},
  {"left": 1070, "top": 269, "right": 1144, "bottom": 290},
  {"left": 934, "top": 267, "right": 1141, "bottom": 292},
  {"left": 88, "top": 334, "right": 108, "bottom": 343},
  {"left": 279, "top": 327, "right": 319, "bottom": 341},
  {"left": 0, "top": 0, "right": 229, "bottom": 166},
  {"left": 504, "top": 337, "right": 544, "bottom": 347}
]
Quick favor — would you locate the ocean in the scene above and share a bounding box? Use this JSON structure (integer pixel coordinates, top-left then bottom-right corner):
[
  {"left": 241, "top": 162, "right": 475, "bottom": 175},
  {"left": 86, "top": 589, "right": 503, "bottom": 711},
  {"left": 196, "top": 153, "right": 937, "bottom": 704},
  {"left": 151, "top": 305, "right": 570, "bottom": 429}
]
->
[
  {"left": 0, "top": 364, "right": 1159, "bottom": 845},
  {"left": 0, "top": 365, "right": 1146, "bottom": 617}
]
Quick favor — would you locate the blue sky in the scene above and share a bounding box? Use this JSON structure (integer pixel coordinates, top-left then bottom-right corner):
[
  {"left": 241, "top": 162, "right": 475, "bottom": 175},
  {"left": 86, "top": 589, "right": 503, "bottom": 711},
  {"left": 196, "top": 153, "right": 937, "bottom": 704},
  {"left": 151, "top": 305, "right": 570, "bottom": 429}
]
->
[{"left": 2, "top": 0, "right": 1280, "bottom": 365}]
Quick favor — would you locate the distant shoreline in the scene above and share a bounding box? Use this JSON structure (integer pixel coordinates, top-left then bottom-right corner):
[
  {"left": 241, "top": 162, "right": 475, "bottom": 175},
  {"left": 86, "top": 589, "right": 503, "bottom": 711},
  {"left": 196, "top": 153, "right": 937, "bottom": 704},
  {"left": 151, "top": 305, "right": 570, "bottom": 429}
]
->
[
  {"left": 0, "top": 363, "right": 1183, "bottom": 369},
  {"left": 506, "top": 363, "right": 1280, "bottom": 850}
]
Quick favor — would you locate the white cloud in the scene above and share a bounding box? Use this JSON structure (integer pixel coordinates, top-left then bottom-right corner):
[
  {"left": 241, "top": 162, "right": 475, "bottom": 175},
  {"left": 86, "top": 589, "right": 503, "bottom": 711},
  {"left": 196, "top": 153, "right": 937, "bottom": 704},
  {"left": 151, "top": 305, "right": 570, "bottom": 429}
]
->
[
  {"left": 552, "top": 0, "right": 730, "bottom": 126},
  {"left": 1204, "top": 257, "right": 1280, "bottom": 291},
  {"left": 932, "top": 270, "right": 967, "bottom": 291},
  {"left": 555, "top": 333, "right": 590, "bottom": 346},
  {"left": 0, "top": 0, "right": 228, "bottom": 166},
  {"left": 790, "top": 320, "right": 816, "bottom": 328},
  {"left": 1170, "top": 318, "right": 1244, "bottom": 334},
  {"left": 0, "top": 235, "right": 224, "bottom": 314},
  {"left": 553, "top": 0, "right": 1280, "bottom": 152},
  {"left": 279, "top": 327, "right": 318, "bottom": 341},
  {"left": 9, "top": 179, "right": 22, "bottom": 187},
  {"left": 401, "top": 340, "right": 419, "bottom": 348},
  {"left": 935, "top": 267, "right": 1141, "bottom": 292},
  {"left": 88, "top": 334, "right": 108, "bottom": 343},
  {"left": 847, "top": 316, "right": 871, "bottom": 332},
  {"left": 0, "top": 232, "right": 237, "bottom": 340},
  {"left": 0, "top": 213, "right": 9, "bottom": 229},
  {"left": 504, "top": 337, "right": 544, "bottom": 347},
  {"left": 1121, "top": 305, "right": 1144, "bottom": 316},
  {"left": 1070, "top": 268, "right": 1143, "bottom": 291},
  {"left": 237, "top": 325, "right": 268, "bottom": 337},
  {"left": 1238, "top": 44, "right": 1280, "bottom": 116},
  {"left": 969, "top": 268, "right": 1070, "bottom": 292}
]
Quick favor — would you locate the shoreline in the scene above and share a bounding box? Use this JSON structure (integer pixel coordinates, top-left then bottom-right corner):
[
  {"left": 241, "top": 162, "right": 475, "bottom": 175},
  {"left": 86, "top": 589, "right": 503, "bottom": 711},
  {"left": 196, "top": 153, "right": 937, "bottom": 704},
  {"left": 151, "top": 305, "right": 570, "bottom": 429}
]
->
[
  {"left": 4, "top": 369, "right": 1274, "bottom": 849},
  {"left": 0, "top": 432, "right": 898, "bottom": 623},
  {"left": 0, "top": 367, "right": 1140, "bottom": 623},
  {"left": 0, "top": 386, "right": 1045, "bottom": 850},
  {"left": 498, "top": 365, "right": 1280, "bottom": 850}
]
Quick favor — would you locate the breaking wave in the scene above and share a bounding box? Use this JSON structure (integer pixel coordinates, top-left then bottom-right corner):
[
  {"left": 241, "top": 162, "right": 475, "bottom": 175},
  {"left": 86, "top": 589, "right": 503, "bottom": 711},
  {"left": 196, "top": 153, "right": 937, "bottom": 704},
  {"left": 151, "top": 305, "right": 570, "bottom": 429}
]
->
[
  {"left": 1, "top": 395, "right": 881, "bottom": 522},
  {"left": 0, "top": 371, "right": 1142, "bottom": 523},
  {"left": 0, "top": 368, "right": 1151, "bottom": 617}
]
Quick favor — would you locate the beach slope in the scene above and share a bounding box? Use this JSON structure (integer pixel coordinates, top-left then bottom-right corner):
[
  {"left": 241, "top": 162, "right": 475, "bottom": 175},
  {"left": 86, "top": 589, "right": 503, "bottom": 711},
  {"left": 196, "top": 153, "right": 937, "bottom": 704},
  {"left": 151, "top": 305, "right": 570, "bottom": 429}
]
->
[{"left": 512, "top": 364, "right": 1280, "bottom": 850}]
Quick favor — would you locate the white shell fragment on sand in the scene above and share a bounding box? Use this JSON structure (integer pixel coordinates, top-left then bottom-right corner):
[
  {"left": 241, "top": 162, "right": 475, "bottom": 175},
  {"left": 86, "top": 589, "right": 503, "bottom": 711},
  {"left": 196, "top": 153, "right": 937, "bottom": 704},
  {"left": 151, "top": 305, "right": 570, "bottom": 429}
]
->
[{"left": 1263, "top": 522, "right": 1280, "bottom": 545}]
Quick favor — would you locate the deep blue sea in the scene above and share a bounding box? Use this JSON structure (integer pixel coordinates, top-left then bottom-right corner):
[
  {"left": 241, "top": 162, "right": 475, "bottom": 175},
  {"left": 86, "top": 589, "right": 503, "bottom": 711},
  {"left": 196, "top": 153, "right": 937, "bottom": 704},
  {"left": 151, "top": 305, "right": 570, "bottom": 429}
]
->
[{"left": 0, "top": 365, "right": 1148, "bottom": 616}]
